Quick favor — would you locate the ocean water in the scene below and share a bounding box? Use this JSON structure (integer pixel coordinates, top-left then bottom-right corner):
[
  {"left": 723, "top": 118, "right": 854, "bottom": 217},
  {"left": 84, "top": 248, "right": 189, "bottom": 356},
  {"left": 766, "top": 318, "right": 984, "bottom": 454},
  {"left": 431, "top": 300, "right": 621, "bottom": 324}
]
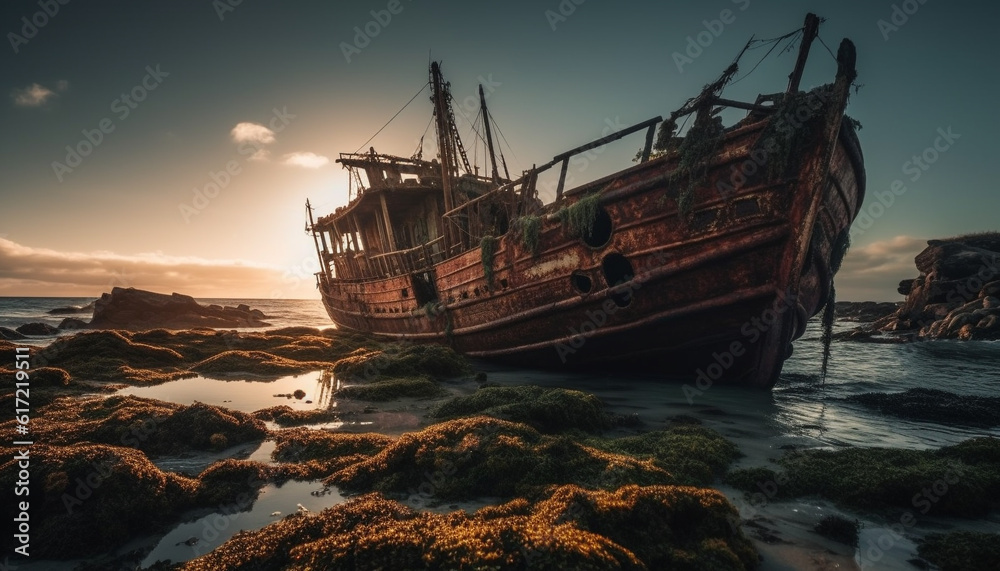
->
[
  {"left": 0, "top": 296, "right": 333, "bottom": 344},
  {"left": 6, "top": 297, "right": 1000, "bottom": 569}
]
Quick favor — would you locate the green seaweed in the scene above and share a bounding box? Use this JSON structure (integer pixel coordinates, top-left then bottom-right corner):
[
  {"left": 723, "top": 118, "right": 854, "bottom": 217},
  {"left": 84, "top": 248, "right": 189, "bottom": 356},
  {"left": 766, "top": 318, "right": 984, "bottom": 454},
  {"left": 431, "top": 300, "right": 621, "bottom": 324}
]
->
[
  {"left": 331, "top": 343, "right": 470, "bottom": 380},
  {"left": 813, "top": 515, "right": 860, "bottom": 547},
  {"left": 587, "top": 425, "right": 742, "bottom": 487},
  {"left": 178, "top": 484, "right": 758, "bottom": 571},
  {"left": 336, "top": 376, "right": 444, "bottom": 401},
  {"left": 431, "top": 385, "right": 625, "bottom": 434},
  {"left": 725, "top": 437, "right": 1000, "bottom": 517},
  {"left": 917, "top": 531, "right": 1000, "bottom": 571},
  {"left": 511, "top": 214, "right": 542, "bottom": 255},
  {"left": 6, "top": 395, "right": 267, "bottom": 455},
  {"left": 326, "top": 417, "right": 677, "bottom": 499},
  {"left": 480, "top": 234, "right": 499, "bottom": 290},
  {"left": 556, "top": 193, "right": 601, "bottom": 239}
]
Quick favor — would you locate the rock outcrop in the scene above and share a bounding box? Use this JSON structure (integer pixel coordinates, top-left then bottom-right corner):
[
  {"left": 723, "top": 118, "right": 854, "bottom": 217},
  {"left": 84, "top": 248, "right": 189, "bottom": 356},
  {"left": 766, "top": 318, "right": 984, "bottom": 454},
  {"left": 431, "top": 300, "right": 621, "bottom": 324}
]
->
[
  {"left": 86, "top": 287, "right": 270, "bottom": 330},
  {"left": 15, "top": 322, "right": 60, "bottom": 336},
  {"left": 0, "top": 327, "right": 26, "bottom": 340},
  {"left": 47, "top": 300, "right": 96, "bottom": 315},
  {"left": 876, "top": 234, "right": 1000, "bottom": 340}
]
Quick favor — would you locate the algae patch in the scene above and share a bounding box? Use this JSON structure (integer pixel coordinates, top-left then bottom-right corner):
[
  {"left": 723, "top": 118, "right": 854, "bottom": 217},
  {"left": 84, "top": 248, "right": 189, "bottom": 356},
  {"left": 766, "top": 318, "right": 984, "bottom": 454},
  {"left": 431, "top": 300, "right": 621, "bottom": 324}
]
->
[
  {"left": 917, "top": 531, "right": 1000, "bottom": 571},
  {"left": 726, "top": 437, "right": 1000, "bottom": 517},
  {"left": 326, "top": 417, "right": 676, "bottom": 500},
  {"left": 179, "top": 484, "right": 758, "bottom": 571},
  {"left": 431, "top": 384, "right": 628, "bottom": 433}
]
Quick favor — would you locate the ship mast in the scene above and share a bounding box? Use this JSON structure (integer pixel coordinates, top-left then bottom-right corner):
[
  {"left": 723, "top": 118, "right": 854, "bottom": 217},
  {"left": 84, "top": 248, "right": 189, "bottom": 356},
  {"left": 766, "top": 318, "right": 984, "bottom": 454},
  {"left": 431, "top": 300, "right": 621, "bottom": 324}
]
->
[
  {"left": 479, "top": 84, "right": 501, "bottom": 184},
  {"left": 786, "top": 13, "right": 821, "bottom": 93},
  {"left": 430, "top": 62, "right": 474, "bottom": 251}
]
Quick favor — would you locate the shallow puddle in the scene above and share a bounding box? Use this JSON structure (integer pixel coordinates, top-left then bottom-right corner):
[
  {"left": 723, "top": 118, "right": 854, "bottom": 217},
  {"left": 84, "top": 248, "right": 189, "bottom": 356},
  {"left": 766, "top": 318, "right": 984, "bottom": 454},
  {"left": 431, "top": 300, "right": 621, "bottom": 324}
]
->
[
  {"left": 117, "top": 370, "right": 333, "bottom": 413},
  {"left": 140, "top": 479, "right": 345, "bottom": 568}
]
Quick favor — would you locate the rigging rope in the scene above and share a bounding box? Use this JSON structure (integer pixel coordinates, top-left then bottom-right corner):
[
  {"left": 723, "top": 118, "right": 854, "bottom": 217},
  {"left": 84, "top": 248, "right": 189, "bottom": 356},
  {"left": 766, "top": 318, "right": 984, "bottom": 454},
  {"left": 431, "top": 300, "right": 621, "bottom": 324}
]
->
[
  {"left": 488, "top": 110, "right": 519, "bottom": 175},
  {"left": 730, "top": 28, "right": 803, "bottom": 86},
  {"left": 353, "top": 82, "right": 430, "bottom": 154}
]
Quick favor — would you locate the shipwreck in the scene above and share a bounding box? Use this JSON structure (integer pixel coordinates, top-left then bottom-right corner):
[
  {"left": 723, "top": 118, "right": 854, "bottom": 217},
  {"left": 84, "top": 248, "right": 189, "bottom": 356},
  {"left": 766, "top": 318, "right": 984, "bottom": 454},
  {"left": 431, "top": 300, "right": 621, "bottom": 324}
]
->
[{"left": 306, "top": 13, "right": 865, "bottom": 388}]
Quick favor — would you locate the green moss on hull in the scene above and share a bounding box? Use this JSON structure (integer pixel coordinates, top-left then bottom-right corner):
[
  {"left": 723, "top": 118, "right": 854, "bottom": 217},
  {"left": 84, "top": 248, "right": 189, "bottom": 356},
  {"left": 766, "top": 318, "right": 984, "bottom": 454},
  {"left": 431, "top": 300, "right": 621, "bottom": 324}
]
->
[
  {"left": 512, "top": 214, "right": 542, "bottom": 255},
  {"left": 480, "top": 234, "right": 498, "bottom": 290},
  {"left": 556, "top": 193, "right": 601, "bottom": 239}
]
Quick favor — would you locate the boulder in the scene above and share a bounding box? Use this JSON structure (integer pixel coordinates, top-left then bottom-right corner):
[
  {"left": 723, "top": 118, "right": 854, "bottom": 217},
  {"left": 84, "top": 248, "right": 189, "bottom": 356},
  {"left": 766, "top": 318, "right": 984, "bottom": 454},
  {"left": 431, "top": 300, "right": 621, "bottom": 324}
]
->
[
  {"left": 87, "top": 287, "right": 271, "bottom": 330},
  {"left": 16, "top": 322, "right": 60, "bottom": 336},
  {"left": 47, "top": 300, "right": 96, "bottom": 315},
  {"left": 57, "top": 318, "right": 89, "bottom": 330},
  {"left": 0, "top": 327, "right": 27, "bottom": 340},
  {"left": 875, "top": 234, "right": 1000, "bottom": 340},
  {"left": 897, "top": 279, "right": 914, "bottom": 296}
]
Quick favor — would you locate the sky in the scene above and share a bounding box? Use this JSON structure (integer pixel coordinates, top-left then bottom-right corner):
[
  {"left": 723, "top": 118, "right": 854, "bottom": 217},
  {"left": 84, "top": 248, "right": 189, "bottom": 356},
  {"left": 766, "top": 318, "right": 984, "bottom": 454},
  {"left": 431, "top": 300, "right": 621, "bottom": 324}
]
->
[{"left": 1, "top": 0, "right": 997, "bottom": 300}]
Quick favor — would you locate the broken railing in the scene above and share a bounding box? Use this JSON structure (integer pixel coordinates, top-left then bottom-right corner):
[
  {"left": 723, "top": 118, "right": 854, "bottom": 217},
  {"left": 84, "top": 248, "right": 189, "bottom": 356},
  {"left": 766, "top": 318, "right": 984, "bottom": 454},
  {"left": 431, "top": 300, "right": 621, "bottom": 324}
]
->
[{"left": 440, "top": 115, "right": 663, "bottom": 252}]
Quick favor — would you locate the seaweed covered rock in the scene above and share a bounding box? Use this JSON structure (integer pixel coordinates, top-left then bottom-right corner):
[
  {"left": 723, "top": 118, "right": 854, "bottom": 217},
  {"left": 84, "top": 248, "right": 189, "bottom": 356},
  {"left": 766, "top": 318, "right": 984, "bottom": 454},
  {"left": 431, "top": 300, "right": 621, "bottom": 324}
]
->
[
  {"left": 726, "top": 437, "right": 1000, "bottom": 517},
  {"left": 587, "top": 425, "right": 742, "bottom": 486},
  {"left": 36, "top": 330, "right": 186, "bottom": 382},
  {"left": 917, "top": 531, "right": 1000, "bottom": 571},
  {"left": 181, "top": 485, "right": 758, "bottom": 571},
  {"left": 432, "top": 384, "right": 622, "bottom": 433},
  {"left": 326, "top": 417, "right": 675, "bottom": 499},
  {"left": 845, "top": 388, "right": 1000, "bottom": 428},
  {"left": 190, "top": 350, "right": 332, "bottom": 377},
  {"left": 19, "top": 395, "right": 267, "bottom": 455},
  {"left": 331, "top": 343, "right": 470, "bottom": 380},
  {"left": 336, "top": 375, "right": 445, "bottom": 401},
  {"left": 270, "top": 428, "right": 393, "bottom": 478},
  {"left": 0, "top": 443, "right": 198, "bottom": 559},
  {"left": 813, "top": 515, "right": 859, "bottom": 547},
  {"left": 254, "top": 405, "right": 339, "bottom": 427},
  {"left": 195, "top": 459, "right": 275, "bottom": 505}
]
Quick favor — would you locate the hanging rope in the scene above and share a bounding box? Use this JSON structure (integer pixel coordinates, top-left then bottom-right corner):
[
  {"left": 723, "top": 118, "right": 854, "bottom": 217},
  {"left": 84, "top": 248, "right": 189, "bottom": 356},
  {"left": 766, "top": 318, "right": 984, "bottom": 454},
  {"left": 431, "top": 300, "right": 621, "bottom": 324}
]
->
[
  {"left": 353, "top": 82, "right": 429, "bottom": 154},
  {"left": 730, "top": 28, "right": 803, "bottom": 86},
  {"left": 816, "top": 33, "right": 840, "bottom": 64}
]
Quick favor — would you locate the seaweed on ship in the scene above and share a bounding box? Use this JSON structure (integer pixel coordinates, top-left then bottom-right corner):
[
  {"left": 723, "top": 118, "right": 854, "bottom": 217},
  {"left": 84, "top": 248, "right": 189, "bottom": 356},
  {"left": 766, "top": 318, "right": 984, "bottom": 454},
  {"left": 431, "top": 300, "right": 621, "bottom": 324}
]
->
[
  {"left": 821, "top": 230, "right": 851, "bottom": 380},
  {"left": 480, "top": 235, "right": 499, "bottom": 291},
  {"left": 556, "top": 193, "right": 600, "bottom": 240},
  {"left": 511, "top": 214, "right": 542, "bottom": 256}
]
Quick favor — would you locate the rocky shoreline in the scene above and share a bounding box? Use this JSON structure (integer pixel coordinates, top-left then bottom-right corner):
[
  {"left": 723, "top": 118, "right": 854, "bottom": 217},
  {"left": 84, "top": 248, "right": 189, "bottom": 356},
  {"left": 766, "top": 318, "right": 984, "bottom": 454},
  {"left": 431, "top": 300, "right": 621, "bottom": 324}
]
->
[
  {"left": 836, "top": 233, "right": 1000, "bottom": 344},
  {"left": 2, "top": 326, "right": 997, "bottom": 569},
  {"left": 1, "top": 288, "right": 272, "bottom": 341}
]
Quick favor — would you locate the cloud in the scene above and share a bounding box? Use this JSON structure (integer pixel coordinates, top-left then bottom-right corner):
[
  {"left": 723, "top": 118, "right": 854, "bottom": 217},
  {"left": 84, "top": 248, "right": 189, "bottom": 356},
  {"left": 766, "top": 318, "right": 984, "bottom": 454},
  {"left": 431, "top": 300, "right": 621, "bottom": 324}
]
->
[
  {"left": 836, "top": 235, "right": 927, "bottom": 301},
  {"left": 0, "top": 237, "right": 294, "bottom": 298},
  {"left": 282, "top": 151, "right": 329, "bottom": 169},
  {"left": 230, "top": 122, "right": 276, "bottom": 145},
  {"left": 248, "top": 149, "right": 271, "bottom": 162},
  {"left": 56, "top": 80, "right": 69, "bottom": 91},
  {"left": 12, "top": 83, "right": 57, "bottom": 107}
]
